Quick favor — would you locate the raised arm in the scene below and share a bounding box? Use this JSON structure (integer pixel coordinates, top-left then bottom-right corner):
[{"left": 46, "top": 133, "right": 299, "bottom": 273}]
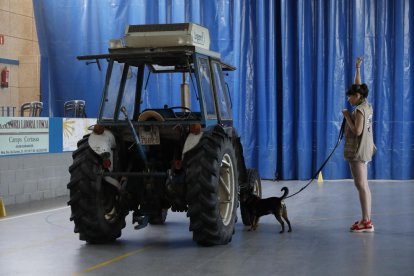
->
[{"left": 354, "top": 57, "right": 362, "bottom": 85}]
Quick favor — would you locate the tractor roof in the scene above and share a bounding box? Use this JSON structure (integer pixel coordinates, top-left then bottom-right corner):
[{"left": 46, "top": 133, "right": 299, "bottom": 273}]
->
[
  {"left": 78, "top": 23, "right": 235, "bottom": 71},
  {"left": 77, "top": 46, "right": 235, "bottom": 71}
]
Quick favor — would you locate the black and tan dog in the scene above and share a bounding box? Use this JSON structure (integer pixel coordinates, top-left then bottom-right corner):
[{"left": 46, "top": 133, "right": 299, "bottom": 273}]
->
[{"left": 243, "top": 187, "right": 292, "bottom": 233}]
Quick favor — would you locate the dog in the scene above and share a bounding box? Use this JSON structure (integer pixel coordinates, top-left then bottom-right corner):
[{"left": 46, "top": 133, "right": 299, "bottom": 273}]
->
[{"left": 243, "top": 187, "right": 292, "bottom": 233}]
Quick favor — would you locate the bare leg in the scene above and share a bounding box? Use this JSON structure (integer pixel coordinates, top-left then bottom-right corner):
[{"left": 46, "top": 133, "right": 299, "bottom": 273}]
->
[{"left": 349, "top": 161, "right": 372, "bottom": 221}]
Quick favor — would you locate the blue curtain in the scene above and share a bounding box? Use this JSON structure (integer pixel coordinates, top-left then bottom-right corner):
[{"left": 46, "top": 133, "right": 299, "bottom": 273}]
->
[{"left": 33, "top": 0, "right": 414, "bottom": 180}]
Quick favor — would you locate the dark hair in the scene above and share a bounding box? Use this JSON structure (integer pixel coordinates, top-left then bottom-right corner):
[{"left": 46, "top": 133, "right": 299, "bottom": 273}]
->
[{"left": 346, "top": 83, "right": 369, "bottom": 98}]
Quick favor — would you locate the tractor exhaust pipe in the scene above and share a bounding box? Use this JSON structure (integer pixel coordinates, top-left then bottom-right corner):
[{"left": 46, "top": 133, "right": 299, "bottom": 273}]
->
[{"left": 181, "top": 73, "right": 190, "bottom": 112}]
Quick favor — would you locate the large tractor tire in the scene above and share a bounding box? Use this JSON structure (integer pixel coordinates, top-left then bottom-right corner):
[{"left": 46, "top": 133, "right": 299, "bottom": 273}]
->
[
  {"left": 240, "top": 169, "right": 262, "bottom": 226},
  {"left": 67, "top": 136, "right": 128, "bottom": 243},
  {"left": 185, "top": 132, "right": 238, "bottom": 246}
]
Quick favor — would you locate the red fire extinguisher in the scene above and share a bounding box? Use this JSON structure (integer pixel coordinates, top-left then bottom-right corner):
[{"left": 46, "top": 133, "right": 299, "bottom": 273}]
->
[{"left": 1, "top": 67, "right": 9, "bottom": 88}]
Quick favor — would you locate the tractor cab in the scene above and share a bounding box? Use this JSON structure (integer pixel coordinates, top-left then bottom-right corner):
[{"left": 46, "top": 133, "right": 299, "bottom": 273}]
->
[{"left": 79, "top": 23, "right": 235, "bottom": 130}]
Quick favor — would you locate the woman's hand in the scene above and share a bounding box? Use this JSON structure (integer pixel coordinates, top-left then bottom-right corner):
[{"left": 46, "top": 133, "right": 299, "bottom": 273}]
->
[
  {"left": 356, "top": 57, "right": 363, "bottom": 68},
  {"left": 342, "top": 109, "right": 350, "bottom": 119},
  {"left": 355, "top": 57, "right": 363, "bottom": 84},
  {"left": 342, "top": 109, "right": 363, "bottom": 136}
]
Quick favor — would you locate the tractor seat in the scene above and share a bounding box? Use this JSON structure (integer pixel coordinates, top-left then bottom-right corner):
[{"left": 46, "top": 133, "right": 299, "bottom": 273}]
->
[{"left": 138, "top": 109, "right": 165, "bottom": 121}]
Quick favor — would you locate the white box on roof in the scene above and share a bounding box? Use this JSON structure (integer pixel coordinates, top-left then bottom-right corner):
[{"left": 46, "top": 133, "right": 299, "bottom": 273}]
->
[{"left": 124, "top": 23, "right": 210, "bottom": 50}]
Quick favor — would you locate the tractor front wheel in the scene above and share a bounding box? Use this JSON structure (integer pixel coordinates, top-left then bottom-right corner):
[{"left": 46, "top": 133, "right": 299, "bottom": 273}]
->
[{"left": 240, "top": 169, "right": 262, "bottom": 225}]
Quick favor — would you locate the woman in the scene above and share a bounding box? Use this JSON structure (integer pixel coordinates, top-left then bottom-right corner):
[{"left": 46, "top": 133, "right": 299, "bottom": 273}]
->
[{"left": 342, "top": 57, "right": 376, "bottom": 233}]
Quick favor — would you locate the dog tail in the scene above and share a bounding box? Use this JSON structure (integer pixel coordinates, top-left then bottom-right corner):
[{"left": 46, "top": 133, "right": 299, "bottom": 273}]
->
[{"left": 280, "top": 187, "right": 289, "bottom": 200}]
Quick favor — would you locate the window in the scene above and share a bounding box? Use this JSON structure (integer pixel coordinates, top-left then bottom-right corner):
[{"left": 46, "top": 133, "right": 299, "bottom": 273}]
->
[
  {"left": 101, "top": 62, "right": 137, "bottom": 120},
  {"left": 197, "top": 57, "right": 216, "bottom": 118},
  {"left": 101, "top": 61, "right": 121, "bottom": 119},
  {"left": 120, "top": 66, "right": 138, "bottom": 119},
  {"left": 212, "top": 61, "right": 231, "bottom": 120}
]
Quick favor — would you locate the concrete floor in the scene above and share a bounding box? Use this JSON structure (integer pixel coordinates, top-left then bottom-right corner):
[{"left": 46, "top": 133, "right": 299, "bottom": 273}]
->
[{"left": 1, "top": 180, "right": 413, "bottom": 276}]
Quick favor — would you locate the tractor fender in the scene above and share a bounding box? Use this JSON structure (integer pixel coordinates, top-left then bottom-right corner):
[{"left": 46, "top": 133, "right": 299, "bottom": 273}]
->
[
  {"left": 181, "top": 125, "right": 227, "bottom": 158},
  {"left": 182, "top": 132, "right": 204, "bottom": 159},
  {"left": 88, "top": 129, "right": 116, "bottom": 171}
]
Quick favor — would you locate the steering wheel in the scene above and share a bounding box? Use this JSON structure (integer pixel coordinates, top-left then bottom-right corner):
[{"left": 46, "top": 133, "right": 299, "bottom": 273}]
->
[{"left": 168, "top": 106, "right": 192, "bottom": 119}]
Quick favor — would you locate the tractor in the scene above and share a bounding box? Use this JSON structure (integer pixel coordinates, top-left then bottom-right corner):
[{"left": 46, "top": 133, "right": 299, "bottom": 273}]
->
[{"left": 67, "top": 23, "right": 261, "bottom": 246}]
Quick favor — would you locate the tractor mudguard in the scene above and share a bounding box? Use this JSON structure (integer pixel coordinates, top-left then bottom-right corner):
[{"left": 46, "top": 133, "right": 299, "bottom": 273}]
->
[
  {"left": 88, "top": 129, "right": 116, "bottom": 171},
  {"left": 181, "top": 125, "right": 228, "bottom": 158},
  {"left": 182, "top": 132, "right": 204, "bottom": 158}
]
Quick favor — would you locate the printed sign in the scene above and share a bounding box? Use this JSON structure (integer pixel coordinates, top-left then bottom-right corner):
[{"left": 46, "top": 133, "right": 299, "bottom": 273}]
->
[
  {"left": 0, "top": 117, "right": 49, "bottom": 155},
  {"left": 62, "top": 118, "right": 97, "bottom": 151}
]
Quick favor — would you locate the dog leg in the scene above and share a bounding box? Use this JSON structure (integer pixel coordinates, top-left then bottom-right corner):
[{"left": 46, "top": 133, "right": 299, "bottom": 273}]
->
[
  {"left": 282, "top": 205, "right": 292, "bottom": 232},
  {"left": 248, "top": 214, "right": 256, "bottom": 231},
  {"left": 248, "top": 215, "right": 254, "bottom": 231},
  {"left": 252, "top": 216, "right": 259, "bottom": 231},
  {"left": 274, "top": 213, "right": 285, "bottom": 233}
]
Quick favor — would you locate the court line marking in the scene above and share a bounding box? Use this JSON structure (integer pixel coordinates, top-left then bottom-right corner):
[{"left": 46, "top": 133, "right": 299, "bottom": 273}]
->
[
  {"left": 296, "top": 211, "right": 414, "bottom": 222},
  {"left": 0, "top": 206, "right": 69, "bottom": 222},
  {"left": 73, "top": 246, "right": 154, "bottom": 275}
]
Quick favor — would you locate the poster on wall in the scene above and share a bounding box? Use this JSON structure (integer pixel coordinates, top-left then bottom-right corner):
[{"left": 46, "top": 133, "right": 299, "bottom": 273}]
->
[
  {"left": 0, "top": 117, "right": 49, "bottom": 156},
  {"left": 63, "top": 118, "right": 97, "bottom": 151}
]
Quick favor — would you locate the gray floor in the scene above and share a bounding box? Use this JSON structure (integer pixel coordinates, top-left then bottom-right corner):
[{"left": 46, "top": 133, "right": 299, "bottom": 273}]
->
[{"left": 1, "top": 180, "right": 413, "bottom": 276}]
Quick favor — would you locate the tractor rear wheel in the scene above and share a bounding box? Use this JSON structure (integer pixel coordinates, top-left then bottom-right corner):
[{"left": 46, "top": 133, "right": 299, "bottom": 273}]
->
[
  {"left": 185, "top": 132, "right": 238, "bottom": 246},
  {"left": 67, "top": 137, "right": 128, "bottom": 243}
]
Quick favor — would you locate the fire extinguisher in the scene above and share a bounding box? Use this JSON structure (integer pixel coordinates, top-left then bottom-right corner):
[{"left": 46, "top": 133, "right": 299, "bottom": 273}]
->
[{"left": 1, "top": 67, "right": 9, "bottom": 88}]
